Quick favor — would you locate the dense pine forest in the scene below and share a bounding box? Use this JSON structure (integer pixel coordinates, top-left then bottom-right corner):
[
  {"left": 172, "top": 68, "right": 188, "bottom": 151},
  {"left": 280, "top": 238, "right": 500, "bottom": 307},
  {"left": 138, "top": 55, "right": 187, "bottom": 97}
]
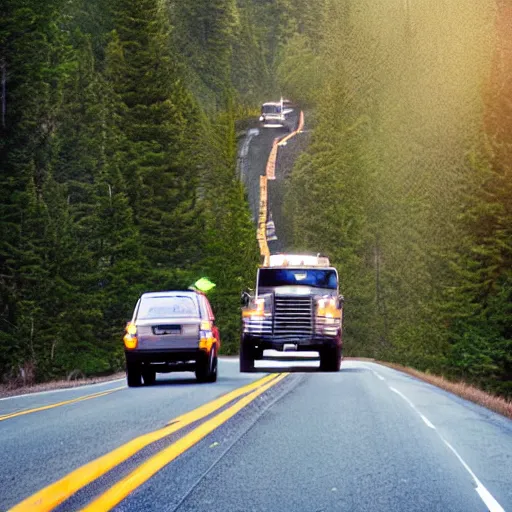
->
[
  {"left": 0, "top": 0, "right": 302, "bottom": 382},
  {"left": 1, "top": 0, "right": 510, "bottom": 397},
  {"left": 280, "top": 0, "right": 512, "bottom": 397}
]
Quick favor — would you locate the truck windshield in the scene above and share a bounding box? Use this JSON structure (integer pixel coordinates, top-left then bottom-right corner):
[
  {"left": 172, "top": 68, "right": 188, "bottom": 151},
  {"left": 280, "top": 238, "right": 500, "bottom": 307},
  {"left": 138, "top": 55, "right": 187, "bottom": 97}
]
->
[
  {"left": 262, "top": 104, "right": 281, "bottom": 114},
  {"left": 258, "top": 268, "right": 338, "bottom": 289}
]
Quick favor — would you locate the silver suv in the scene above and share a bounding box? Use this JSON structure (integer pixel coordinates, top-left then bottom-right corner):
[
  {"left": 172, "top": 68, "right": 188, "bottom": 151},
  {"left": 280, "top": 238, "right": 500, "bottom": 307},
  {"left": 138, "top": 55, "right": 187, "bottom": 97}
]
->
[{"left": 124, "top": 291, "right": 220, "bottom": 386}]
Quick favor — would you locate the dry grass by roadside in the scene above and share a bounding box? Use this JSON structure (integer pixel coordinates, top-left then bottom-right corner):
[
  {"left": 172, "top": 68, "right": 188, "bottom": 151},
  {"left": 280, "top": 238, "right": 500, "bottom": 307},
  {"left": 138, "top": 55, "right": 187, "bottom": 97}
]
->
[
  {"left": 372, "top": 361, "right": 512, "bottom": 420},
  {"left": 0, "top": 372, "right": 126, "bottom": 399}
]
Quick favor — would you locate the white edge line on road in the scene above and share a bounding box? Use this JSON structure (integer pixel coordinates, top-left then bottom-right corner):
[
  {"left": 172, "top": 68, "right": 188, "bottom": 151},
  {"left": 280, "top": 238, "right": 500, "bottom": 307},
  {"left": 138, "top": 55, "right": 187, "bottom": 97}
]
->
[
  {"left": 0, "top": 378, "right": 126, "bottom": 402},
  {"left": 389, "top": 386, "right": 428, "bottom": 419},
  {"left": 389, "top": 386, "right": 505, "bottom": 512},
  {"left": 419, "top": 413, "right": 436, "bottom": 429},
  {"left": 443, "top": 440, "right": 505, "bottom": 512}
]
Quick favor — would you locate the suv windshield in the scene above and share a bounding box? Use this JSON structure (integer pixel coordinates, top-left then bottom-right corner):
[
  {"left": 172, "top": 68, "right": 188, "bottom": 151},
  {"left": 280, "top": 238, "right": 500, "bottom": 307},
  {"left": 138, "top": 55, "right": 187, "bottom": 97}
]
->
[
  {"left": 258, "top": 268, "right": 338, "bottom": 289},
  {"left": 137, "top": 296, "right": 198, "bottom": 319}
]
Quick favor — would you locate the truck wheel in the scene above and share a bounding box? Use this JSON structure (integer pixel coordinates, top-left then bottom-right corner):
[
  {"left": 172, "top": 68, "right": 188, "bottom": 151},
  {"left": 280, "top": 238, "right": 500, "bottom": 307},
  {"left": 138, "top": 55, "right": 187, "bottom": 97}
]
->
[
  {"left": 253, "top": 346, "right": 264, "bottom": 360},
  {"left": 142, "top": 368, "right": 156, "bottom": 386},
  {"left": 127, "top": 362, "right": 142, "bottom": 387},
  {"left": 240, "top": 336, "right": 255, "bottom": 372},
  {"left": 319, "top": 346, "right": 342, "bottom": 372}
]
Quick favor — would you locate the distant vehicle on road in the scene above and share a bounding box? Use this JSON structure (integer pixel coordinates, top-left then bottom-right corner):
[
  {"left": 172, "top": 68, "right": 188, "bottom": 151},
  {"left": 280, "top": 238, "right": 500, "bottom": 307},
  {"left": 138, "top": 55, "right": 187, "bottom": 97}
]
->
[
  {"left": 124, "top": 290, "right": 220, "bottom": 386},
  {"left": 259, "top": 98, "right": 295, "bottom": 130},
  {"left": 240, "top": 254, "right": 344, "bottom": 372}
]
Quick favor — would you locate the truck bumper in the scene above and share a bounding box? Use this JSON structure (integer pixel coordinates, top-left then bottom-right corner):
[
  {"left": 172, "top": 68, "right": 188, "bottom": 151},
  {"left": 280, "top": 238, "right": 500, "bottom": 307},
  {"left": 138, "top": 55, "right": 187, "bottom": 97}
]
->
[{"left": 242, "top": 333, "right": 342, "bottom": 352}]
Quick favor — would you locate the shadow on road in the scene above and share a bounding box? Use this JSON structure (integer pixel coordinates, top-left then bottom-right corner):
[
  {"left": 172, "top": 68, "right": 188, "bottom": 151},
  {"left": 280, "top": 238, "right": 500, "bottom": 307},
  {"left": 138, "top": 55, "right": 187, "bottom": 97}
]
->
[
  {"left": 338, "top": 368, "right": 369, "bottom": 374},
  {"left": 251, "top": 367, "right": 321, "bottom": 373},
  {"left": 151, "top": 375, "right": 267, "bottom": 386},
  {"left": 152, "top": 377, "right": 199, "bottom": 386}
]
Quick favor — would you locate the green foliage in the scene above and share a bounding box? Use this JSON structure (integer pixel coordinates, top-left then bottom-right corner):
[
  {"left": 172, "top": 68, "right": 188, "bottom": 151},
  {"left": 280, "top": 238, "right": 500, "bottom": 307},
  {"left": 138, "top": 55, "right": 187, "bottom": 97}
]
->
[
  {"left": 4, "top": 0, "right": 508, "bottom": 399},
  {"left": 279, "top": 0, "right": 511, "bottom": 397},
  {"left": 0, "top": 0, "right": 266, "bottom": 382}
]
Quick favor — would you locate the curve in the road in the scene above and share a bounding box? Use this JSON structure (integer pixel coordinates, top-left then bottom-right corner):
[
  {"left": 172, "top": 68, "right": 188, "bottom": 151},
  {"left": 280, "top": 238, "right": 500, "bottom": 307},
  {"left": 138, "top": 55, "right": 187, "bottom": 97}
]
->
[{"left": 255, "top": 110, "right": 304, "bottom": 264}]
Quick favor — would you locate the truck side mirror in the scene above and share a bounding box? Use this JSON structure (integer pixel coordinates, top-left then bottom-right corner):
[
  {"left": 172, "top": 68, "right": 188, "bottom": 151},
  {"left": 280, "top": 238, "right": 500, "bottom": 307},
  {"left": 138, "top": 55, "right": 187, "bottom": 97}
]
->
[
  {"left": 337, "top": 295, "right": 345, "bottom": 309},
  {"left": 241, "top": 291, "right": 251, "bottom": 307}
]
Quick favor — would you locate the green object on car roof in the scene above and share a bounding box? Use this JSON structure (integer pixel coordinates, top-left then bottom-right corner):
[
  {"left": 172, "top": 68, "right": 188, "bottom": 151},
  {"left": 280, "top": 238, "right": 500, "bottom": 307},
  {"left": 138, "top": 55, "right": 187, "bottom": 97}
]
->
[{"left": 194, "top": 277, "right": 216, "bottom": 293}]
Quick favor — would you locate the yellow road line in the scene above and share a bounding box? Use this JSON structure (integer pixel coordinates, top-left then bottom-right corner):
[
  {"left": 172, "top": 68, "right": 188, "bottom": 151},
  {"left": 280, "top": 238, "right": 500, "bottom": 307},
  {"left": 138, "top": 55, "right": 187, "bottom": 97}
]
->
[
  {"left": 266, "top": 137, "right": 280, "bottom": 180},
  {"left": 258, "top": 111, "right": 305, "bottom": 265},
  {"left": 257, "top": 175, "right": 270, "bottom": 265},
  {"left": 278, "top": 110, "right": 305, "bottom": 147},
  {"left": 81, "top": 373, "right": 288, "bottom": 511},
  {"left": 10, "top": 373, "right": 278, "bottom": 512},
  {"left": 0, "top": 387, "right": 125, "bottom": 423}
]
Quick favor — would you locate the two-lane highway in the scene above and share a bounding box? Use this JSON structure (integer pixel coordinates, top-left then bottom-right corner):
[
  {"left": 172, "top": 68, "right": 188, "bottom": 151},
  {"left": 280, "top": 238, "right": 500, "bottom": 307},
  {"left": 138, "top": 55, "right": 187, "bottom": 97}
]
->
[
  {"left": 1, "top": 358, "right": 511, "bottom": 511},
  {"left": 0, "top": 359, "right": 265, "bottom": 510}
]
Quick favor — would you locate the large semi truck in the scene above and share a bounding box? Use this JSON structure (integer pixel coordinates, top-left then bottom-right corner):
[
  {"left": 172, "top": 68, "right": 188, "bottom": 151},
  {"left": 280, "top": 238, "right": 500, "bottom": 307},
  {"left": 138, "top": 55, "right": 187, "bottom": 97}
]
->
[{"left": 240, "top": 254, "right": 344, "bottom": 372}]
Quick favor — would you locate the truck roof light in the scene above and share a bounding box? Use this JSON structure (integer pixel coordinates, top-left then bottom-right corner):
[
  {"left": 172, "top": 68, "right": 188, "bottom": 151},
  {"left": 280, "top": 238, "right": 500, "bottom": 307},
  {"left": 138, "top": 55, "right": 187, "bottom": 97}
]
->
[{"left": 267, "top": 254, "right": 330, "bottom": 267}]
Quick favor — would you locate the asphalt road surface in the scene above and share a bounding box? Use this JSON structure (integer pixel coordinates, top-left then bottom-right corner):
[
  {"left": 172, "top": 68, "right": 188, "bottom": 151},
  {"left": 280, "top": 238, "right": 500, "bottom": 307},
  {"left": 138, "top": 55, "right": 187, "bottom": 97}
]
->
[
  {"left": 238, "top": 115, "right": 297, "bottom": 226},
  {"left": 1, "top": 357, "right": 511, "bottom": 511}
]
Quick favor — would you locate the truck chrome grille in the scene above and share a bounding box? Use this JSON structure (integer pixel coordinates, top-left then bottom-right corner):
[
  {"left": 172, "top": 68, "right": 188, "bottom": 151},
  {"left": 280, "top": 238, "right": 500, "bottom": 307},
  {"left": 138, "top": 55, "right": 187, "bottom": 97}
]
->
[{"left": 273, "top": 296, "right": 313, "bottom": 339}]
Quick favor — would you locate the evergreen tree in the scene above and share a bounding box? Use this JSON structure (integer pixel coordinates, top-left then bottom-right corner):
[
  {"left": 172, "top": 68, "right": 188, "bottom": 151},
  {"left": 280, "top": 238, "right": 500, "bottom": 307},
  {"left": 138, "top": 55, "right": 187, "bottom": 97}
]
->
[
  {"left": 199, "top": 105, "right": 259, "bottom": 352},
  {"left": 108, "top": 0, "right": 203, "bottom": 269},
  {"left": 0, "top": 0, "right": 76, "bottom": 378},
  {"left": 170, "top": 0, "right": 239, "bottom": 106}
]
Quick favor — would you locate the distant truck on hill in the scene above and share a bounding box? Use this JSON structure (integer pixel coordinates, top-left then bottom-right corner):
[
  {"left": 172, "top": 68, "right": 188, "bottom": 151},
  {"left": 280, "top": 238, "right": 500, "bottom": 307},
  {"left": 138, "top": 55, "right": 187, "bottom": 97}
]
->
[{"left": 259, "top": 98, "right": 295, "bottom": 131}]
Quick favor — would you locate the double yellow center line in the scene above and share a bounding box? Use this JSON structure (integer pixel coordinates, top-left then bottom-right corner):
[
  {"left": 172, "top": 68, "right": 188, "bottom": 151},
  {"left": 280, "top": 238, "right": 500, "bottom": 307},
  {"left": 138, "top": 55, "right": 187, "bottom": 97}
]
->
[{"left": 11, "top": 373, "right": 287, "bottom": 512}]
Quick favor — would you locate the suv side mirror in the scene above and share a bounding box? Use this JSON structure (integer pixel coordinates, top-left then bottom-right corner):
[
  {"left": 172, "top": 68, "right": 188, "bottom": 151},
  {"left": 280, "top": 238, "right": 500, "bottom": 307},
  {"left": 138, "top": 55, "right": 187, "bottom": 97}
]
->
[
  {"left": 337, "top": 295, "right": 345, "bottom": 309},
  {"left": 241, "top": 291, "right": 251, "bottom": 307}
]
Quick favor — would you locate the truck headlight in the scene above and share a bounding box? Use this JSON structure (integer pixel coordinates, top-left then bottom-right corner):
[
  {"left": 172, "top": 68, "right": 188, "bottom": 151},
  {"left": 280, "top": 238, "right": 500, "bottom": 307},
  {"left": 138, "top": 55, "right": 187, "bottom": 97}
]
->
[
  {"left": 242, "top": 298, "right": 266, "bottom": 319},
  {"left": 242, "top": 295, "right": 272, "bottom": 320},
  {"left": 316, "top": 298, "right": 341, "bottom": 319}
]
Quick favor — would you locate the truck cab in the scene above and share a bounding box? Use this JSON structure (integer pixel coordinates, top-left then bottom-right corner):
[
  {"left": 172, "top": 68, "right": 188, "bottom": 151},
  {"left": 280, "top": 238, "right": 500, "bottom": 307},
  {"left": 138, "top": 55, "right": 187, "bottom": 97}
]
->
[
  {"left": 259, "top": 99, "right": 294, "bottom": 130},
  {"left": 240, "top": 254, "right": 343, "bottom": 372}
]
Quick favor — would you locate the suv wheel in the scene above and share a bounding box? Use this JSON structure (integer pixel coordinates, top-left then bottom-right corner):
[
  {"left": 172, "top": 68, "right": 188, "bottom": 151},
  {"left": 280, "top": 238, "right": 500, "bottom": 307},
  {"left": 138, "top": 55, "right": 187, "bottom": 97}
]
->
[
  {"left": 319, "top": 346, "right": 342, "bottom": 372},
  {"left": 196, "top": 347, "right": 217, "bottom": 383},
  {"left": 240, "top": 335, "right": 255, "bottom": 372},
  {"left": 142, "top": 368, "right": 156, "bottom": 386},
  {"left": 207, "top": 350, "right": 218, "bottom": 383},
  {"left": 127, "top": 362, "right": 142, "bottom": 387}
]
